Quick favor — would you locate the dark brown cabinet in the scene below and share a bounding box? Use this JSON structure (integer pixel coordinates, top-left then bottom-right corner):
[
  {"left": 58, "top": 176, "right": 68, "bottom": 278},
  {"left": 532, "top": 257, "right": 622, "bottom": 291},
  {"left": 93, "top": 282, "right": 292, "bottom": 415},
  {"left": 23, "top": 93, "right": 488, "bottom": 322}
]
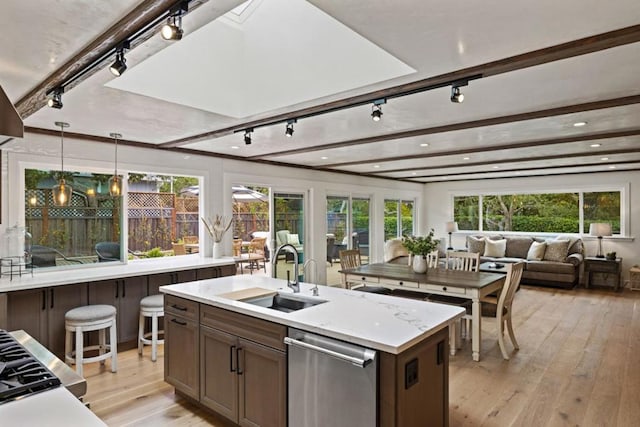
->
[
  {"left": 199, "top": 305, "right": 286, "bottom": 427},
  {"left": 88, "top": 276, "right": 147, "bottom": 344},
  {"left": 6, "top": 283, "right": 87, "bottom": 358},
  {"left": 148, "top": 270, "right": 197, "bottom": 295},
  {"left": 197, "top": 265, "right": 237, "bottom": 281},
  {"left": 164, "top": 295, "right": 200, "bottom": 400}
]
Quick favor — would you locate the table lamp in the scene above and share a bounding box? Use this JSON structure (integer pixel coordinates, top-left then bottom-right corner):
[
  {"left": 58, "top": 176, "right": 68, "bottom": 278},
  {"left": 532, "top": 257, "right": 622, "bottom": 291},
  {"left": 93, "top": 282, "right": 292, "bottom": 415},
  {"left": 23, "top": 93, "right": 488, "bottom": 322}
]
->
[
  {"left": 446, "top": 221, "right": 458, "bottom": 250},
  {"left": 589, "top": 222, "right": 612, "bottom": 258}
]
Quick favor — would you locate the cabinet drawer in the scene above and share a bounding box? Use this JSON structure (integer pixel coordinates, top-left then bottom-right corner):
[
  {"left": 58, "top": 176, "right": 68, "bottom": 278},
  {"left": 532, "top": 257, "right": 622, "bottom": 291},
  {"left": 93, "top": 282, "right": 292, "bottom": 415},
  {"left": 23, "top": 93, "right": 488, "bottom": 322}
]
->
[
  {"left": 587, "top": 262, "right": 619, "bottom": 273},
  {"left": 165, "top": 295, "right": 199, "bottom": 321},
  {"left": 201, "top": 305, "right": 286, "bottom": 351},
  {"left": 379, "top": 278, "right": 418, "bottom": 289},
  {"left": 421, "top": 284, "right": 466, "bottom": 295},
  {"left": 346, "top": 275, "right": 379, "bottom": 284}
]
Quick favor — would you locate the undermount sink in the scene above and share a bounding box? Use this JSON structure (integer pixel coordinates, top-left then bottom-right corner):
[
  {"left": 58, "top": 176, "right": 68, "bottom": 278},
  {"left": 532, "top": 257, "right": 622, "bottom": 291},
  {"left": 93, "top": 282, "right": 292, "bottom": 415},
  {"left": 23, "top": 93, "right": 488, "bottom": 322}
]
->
[{"left": 245, "top": 293, "right": 328, "bottom": 313}]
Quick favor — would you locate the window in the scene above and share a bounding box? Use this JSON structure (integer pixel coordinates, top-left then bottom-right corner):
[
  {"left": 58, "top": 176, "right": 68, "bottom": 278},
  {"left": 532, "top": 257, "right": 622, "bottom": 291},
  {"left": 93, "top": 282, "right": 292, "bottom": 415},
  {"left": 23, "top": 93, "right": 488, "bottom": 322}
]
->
[
  {"left": 454, "top": 190, "right": 622, "bottom": 235},
  {"left": 384, "top": 199, "right": 414, "bottom": 239}
]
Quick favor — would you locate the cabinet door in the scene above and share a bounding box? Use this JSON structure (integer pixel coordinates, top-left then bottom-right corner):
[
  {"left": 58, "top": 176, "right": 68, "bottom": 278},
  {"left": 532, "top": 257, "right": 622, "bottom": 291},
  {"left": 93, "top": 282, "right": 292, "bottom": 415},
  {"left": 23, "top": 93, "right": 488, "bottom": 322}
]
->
[
  {"left": 219, "top": 264, "right": 237, "bottom": 277},
  {"left": 196, "top": 267, "right": 218, "bottom": 280},
  {"left": 177, "top": 270, "right": 197, "bottom": 283},
  {"left": 6, "top": 288, "right": 47, "bottom": 346},
  {"left": 165, "top": 313, "right": 199, "bottom": 400},
  {"left": 118, "top": 276, "right": 148, "bottom": 343},
  {"left": 238, "top": 338, "right": 286, "bottom": 427},
  {"left": 47, "top": 283, "right": 88, "bottom": 358},
  {"left": 148, "top": 273, "right": 173, "bottom": 295},
  {"left": 200, "top": 326, "right": 238, "bottom": 423}
]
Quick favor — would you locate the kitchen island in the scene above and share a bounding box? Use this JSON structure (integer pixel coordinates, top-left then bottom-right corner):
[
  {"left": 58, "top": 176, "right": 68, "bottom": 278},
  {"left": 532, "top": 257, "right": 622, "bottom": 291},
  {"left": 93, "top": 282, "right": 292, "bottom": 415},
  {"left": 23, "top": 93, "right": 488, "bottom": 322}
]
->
[{"left": 161, "top": 275, "right": 464, "bottom": 427}]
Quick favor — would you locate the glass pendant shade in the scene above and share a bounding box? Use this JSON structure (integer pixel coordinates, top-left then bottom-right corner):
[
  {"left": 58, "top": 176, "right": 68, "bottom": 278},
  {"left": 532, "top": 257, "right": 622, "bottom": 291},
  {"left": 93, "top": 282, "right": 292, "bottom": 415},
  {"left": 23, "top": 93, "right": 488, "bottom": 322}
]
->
[
  {"left": 109, "top": 175, "right": 121, "bottom": 197},
  {"left": 53, "top": 178, "right": 72, "bottom": 206},
  {"left": 109, "top": 132, "right": 122, "bottom": 197},
  {"left": 53, "top": 121, "right": 71, "bottom": 206}
]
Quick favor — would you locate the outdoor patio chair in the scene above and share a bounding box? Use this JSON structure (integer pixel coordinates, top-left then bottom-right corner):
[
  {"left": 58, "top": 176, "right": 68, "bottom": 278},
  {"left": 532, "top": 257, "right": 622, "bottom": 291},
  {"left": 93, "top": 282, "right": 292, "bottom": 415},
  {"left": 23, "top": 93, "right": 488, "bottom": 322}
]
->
[
  {"left": 30, "top": 245, "right": 83, "bottom": 267},
  {"left": 95, "top": 242, "right": 121, "bottom": 262}
]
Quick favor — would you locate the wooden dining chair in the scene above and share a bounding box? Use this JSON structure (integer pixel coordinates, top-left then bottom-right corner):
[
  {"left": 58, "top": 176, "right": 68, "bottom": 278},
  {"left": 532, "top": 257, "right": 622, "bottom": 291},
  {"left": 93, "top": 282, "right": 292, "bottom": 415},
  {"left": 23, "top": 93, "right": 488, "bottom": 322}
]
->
[
  {"left": 247, "top": 237, "right": 267, "bottom": 273},
  {"left": 446, "top": 251, "right": 480, "bottom": 272},
  {"left": 426, "top": 250, "right": 439, "bottom": 268},
  {"left": 232, "top": 238, "right": 242, "bottom": 257},
  {"left": 339, "top": 250, "right": 390, "bottom": 294},
  {"left": 183, "top": 235, "right": 198, "bottom": 244}
]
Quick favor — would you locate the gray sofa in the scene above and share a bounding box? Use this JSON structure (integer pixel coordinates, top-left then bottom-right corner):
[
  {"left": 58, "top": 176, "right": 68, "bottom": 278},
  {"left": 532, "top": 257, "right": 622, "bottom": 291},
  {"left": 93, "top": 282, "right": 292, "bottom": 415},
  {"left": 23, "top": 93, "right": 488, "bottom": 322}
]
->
[{"left": 466, "top": 234, "right": 584, "bottom": 289}]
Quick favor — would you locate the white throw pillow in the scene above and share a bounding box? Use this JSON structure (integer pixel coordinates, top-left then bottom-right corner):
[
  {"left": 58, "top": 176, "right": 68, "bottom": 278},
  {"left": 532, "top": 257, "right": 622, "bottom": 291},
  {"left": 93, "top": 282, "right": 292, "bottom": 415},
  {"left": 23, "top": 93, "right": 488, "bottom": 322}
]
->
[
  {"left": 527, "top": 241, "right": 546, "bottom": 261},
  {"left": 484, "top": 239, "right": 506, "bottom": 257},
  {"left": 287, "top": 233, "right": 300, "bottom": 245}
]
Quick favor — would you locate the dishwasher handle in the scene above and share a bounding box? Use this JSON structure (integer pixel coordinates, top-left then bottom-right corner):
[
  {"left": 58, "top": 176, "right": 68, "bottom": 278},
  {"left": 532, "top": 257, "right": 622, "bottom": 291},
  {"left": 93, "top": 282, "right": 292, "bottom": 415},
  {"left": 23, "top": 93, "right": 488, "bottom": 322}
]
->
[{"left": 284, "top": 337, "right": 374, "bottom": 368}]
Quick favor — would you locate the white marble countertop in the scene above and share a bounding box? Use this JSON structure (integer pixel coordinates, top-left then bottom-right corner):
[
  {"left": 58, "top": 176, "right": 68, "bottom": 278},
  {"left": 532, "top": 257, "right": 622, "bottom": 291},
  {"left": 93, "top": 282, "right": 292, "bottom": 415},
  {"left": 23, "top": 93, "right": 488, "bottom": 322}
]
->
[
  {"left": 0, "top": 387, "right": 106, "bottom": 426},
  {"left": 0, "top": 255, "right": 236, "bottom": 292},
  {"left": 161, "top": 275, "right": 464, "bottom": 354}
]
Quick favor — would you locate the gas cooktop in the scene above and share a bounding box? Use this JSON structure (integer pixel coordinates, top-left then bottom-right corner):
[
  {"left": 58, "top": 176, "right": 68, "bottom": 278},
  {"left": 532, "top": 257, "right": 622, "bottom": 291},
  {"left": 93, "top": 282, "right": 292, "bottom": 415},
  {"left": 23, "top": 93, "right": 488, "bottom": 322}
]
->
[{"left": 0, "top": 329, "right": 61, "bottom": 404}]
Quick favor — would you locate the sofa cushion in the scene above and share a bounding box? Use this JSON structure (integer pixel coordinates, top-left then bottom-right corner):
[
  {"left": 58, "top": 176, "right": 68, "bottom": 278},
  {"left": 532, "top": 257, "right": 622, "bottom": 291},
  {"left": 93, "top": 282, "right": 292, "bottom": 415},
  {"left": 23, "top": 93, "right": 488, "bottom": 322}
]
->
[
  {"left": 484, "top": 239, "right": 506, "bottom": 257},
  {"left": 505, "top": 236, "right": 534, "bottom": 258},
  {"left": 287, "top": 233, "right": 301, "bottom": 245},
  {"left": 543, "top": 239, "right": 569, "bottom": 262},
  {"left": 526, "top": 241, "right": 546, "bottom": 261},
  {"left": 526, "top": 260, "right": 576, "bottom": 275},
  {"left": 384, "top": 238, "right": 408, "bottom": 262},
  {"left": 466, "top": 236, "right": 485, "bottom": 254},
  {"left": 555, "top": 234, "right": 583, "bottom": 255}
]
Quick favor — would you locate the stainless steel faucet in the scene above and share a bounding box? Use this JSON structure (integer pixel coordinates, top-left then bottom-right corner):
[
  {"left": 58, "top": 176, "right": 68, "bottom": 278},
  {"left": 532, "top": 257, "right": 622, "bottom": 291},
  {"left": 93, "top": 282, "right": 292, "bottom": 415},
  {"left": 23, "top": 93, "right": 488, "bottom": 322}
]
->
[
  {"left": 272, "top": 243, "right": 300, "bottom": 293},
  {"left": 303, "top": 258, "right": 319, "bottom": 296}
]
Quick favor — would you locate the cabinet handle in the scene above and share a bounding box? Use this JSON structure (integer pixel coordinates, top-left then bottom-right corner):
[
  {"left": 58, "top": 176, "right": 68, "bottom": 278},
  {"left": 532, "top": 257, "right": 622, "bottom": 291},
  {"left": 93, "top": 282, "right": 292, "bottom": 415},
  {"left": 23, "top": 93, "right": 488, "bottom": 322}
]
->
[
  {"left": 171, "top": 304, "right": 187, "bottom": 311},
  {"left": 230, "top": 345, "right": 236, "bottom": 372},
  {"left": 236, "top": 347, "right": 243, "bottom": 375},
  {"left": 437, "top": 341, "right": 445, "bottom": 365},
  {"left": 41, "top": 290, "right": 46, "bottom": 311},
  {"left": 50, "top": 288, "right": 54, "bottom": 309},
  {"left": 170, "top": 318, "right": 187, "bottom": 326},
  {"left": 115, "top": 281, "right": 119, "bottom": 298},
  {"left": 122, "top": 280, "right": 126, "bottom": 298}
]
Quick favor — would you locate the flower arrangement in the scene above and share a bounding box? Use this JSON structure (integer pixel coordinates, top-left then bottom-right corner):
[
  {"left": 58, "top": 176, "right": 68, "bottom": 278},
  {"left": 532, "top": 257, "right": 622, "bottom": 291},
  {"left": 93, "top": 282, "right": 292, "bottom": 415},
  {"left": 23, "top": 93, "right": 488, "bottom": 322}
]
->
[
  {"left": 402, "top": 229, "right": 438, "bottom": 256},
  {"left": 201, "top": 215, "right": 233, "bottom": 243}
]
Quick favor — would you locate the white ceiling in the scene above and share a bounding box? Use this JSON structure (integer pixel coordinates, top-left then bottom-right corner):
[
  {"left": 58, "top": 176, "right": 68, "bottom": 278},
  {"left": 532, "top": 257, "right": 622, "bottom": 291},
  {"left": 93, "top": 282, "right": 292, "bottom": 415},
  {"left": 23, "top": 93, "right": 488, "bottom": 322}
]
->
[{"left": 2, "top": 0, "right": 640, "bottom": 182}]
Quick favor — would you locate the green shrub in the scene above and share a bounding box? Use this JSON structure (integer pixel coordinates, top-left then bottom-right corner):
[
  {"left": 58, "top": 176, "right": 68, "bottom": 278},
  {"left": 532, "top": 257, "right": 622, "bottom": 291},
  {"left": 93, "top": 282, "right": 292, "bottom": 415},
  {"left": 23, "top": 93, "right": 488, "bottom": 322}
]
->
[{"left": 146, "top": 247, "right": 164, "bottom": 258}]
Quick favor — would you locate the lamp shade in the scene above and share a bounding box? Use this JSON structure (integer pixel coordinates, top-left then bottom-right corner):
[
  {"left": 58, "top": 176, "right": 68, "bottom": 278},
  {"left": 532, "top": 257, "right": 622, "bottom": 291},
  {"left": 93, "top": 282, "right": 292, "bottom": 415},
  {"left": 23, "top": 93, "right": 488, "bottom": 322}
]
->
[
  {"left": 446, "top": 221, "right": 459, "bottom": 233},
  {"left": 589, "top": 223, "right": 612, "bottom": 237}
]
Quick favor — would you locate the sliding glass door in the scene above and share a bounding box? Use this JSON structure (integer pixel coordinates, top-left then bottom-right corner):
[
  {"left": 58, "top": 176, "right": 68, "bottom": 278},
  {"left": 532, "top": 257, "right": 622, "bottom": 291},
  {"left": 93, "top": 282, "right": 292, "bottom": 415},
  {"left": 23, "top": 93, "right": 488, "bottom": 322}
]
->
[{"left": 272, "top": 192, "right": 305, "bottom": 281}]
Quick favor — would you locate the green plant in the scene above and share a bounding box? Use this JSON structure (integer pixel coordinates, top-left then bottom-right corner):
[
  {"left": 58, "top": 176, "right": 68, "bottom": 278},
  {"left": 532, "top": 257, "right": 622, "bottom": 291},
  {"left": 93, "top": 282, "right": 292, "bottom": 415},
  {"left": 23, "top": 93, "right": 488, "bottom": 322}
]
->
[
  {"left": 402, "top": 229, "right": 437, "bottom": 256},
  {"left": 146, "top": 247, "right": 164, "bottom": 258}
]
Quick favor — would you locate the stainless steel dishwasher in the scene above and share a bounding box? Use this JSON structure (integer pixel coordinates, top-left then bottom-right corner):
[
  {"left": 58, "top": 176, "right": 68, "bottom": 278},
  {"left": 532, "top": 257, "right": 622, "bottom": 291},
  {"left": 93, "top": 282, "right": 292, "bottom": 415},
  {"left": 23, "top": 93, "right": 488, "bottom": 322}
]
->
[{"left": 285, "top": 328, "right": 377, "bottom": 427}]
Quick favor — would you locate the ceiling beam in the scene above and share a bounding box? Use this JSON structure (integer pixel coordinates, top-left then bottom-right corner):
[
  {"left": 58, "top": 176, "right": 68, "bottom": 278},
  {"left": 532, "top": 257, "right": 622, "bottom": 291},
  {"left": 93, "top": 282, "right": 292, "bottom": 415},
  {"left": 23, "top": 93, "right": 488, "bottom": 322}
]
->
[
  {"left": 321, "top": 128, "right": 640, "bottom": 168},
  {"left": 160, "top": 24, "right": 640, "bottom": 149}
]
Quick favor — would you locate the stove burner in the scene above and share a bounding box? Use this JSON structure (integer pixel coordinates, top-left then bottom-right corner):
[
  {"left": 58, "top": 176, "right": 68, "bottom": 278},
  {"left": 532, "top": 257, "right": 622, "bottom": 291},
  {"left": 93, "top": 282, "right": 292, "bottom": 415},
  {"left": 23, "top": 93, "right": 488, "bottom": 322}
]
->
[{"left": 0, "top": 330, "right": 61, "bottom": 404}]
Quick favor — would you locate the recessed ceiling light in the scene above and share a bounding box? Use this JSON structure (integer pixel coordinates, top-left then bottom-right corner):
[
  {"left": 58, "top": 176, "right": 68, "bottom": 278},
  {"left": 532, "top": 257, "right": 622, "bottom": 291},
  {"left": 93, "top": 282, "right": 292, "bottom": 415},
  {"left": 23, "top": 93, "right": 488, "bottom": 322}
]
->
[
  {"left": 463, "top": 157, "right": 470, "bottom": 160},
  {"left": 231, "top": 145, "right": 239, "bottom": 150},
  {"left": 420, "top": 143, "right": 429, "bottom": 147},
  {"left": 601, "top": 157, "right": 609, "bottom": 161},
  {"left": 373, "top": 165, "right": 380, "bottom": 169},
  {"left": 590, "top": 143, "right": 601, "bottom": 148},
  {"left": 492, "top": 166, "right": 499, "bottom": 169},
  {"left": 515, "top": 171, "right": 521, "bottom": 175},
  {"left": 573, "top": 121, "right": 587, "bottom": 127},
  {"left": 609, "top": 165, "right": 616, "bottom": 169},
  {"left": 321, "top": 156, "right": 328, "bottom": 160},
  {"left": 412, "top": 172, "right": 417, "bottom": 176}
]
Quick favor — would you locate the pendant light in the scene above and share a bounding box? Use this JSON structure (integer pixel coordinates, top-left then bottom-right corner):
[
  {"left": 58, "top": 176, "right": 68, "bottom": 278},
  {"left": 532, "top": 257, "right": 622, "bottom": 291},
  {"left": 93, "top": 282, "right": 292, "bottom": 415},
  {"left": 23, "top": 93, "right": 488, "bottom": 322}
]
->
[
  {"left": 109, "top": 132, "right": 122, "bottom": 197},
  {"left": 52, "top": 121, "right": 72, "bottom": 206}
]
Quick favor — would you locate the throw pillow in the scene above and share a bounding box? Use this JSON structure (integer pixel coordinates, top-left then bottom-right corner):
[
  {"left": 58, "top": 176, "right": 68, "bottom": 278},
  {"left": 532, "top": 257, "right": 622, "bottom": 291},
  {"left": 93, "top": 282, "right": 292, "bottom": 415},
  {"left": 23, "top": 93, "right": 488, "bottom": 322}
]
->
[
  {"left": 527, "top": 241, "right": 546, "bottom": 261},
  {"left": 467, "top": 236, "right": 485, "bottom": 254},
  {"left": 287, "top": 233, "right": 300, "bottom": 245},
  {"left": 543, "top": 239, "right": 569, "bottom": 262},
  {"left": 555, "top": 234, "right": 581, "bottom": 255},
  {"left": 484, "top": 239, "right": 506, "bottom": 257}
]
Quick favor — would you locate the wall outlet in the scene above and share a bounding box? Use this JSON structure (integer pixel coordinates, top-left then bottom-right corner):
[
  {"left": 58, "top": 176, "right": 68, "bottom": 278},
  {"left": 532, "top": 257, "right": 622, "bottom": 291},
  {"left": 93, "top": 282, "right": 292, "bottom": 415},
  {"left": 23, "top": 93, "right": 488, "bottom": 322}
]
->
[{"left": 405, "top": 358, "right": 419, "bottom": 389}]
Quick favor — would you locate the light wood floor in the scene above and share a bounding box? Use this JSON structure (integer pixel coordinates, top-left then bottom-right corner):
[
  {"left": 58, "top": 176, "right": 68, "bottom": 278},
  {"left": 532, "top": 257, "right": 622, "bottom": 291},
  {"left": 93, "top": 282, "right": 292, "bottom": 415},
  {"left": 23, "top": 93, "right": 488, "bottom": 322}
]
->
[{"left": 83, "top": 285, "right": 640, "bottom": 426}]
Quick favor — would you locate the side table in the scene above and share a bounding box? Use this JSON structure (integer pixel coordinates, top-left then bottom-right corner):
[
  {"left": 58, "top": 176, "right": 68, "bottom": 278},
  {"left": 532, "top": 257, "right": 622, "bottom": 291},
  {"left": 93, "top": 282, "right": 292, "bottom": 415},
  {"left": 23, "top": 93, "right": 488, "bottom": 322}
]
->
[{"left": 584, "top": 257, "right": 623, "bottom": 291}]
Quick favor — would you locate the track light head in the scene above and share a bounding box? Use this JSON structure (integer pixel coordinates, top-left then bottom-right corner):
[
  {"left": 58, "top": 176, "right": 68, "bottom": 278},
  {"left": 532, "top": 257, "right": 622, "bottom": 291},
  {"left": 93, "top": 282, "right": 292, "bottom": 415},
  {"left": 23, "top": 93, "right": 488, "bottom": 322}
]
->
[
  {"left": 371, "top": 98, "right": 386, "bottom": 122},
  {"left": 47, "top": 88, "right": 63, "bottom": 109},
  {"left": 285, "top": 119, "right": 296, "bottom": 137},
  {"left": 161, "top": 2, "right": 188, "bottom": 40},
  {"left": 244, "top": 129, "right": 253, "bottom": 145},
  {"left": 110, "top": 49, "right": 127, "bottom": 76},
  {"left": 450, "top": 86, "right": 464, "bottom": 103}
]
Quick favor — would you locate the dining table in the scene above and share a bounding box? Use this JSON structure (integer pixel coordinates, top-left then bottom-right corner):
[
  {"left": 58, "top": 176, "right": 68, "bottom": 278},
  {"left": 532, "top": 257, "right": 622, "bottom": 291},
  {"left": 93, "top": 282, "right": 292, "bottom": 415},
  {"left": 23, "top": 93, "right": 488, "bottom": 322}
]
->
[{"left": 340, "top": 263, "right": 506, "bottom": 361}]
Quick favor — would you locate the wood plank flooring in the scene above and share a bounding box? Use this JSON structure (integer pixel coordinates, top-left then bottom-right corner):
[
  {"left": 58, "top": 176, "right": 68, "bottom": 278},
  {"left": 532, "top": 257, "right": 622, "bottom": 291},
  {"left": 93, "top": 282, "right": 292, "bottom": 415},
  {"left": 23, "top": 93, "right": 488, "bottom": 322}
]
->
[{"left": 83, "top": 285, "right": 640, "bottom": 426}]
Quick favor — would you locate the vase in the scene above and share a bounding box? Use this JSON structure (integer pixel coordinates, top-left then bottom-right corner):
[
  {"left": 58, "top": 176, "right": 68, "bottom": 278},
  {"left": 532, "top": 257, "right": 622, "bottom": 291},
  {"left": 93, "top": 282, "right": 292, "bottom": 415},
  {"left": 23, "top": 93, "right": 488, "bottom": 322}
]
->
[
  {"left": 412, "top": 255, "right": 428, "bottom": 274},
  {"left": 212, "top": 242, "right": 223, "bottom": 259}
]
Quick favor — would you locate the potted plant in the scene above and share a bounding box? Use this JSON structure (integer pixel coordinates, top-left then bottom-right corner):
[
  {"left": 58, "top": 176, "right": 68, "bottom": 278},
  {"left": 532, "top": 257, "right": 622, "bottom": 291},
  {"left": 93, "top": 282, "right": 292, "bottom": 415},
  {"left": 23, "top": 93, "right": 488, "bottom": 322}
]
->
[{"left": 402, "top": 229, "right": 438, "bottom": 273}]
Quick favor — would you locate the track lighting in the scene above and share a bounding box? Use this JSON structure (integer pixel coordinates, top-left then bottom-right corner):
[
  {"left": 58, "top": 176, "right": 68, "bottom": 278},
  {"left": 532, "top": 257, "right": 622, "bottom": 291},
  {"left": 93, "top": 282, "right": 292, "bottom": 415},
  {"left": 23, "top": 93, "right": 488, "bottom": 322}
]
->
[
  {"left": 110, "top": 49, "right": 127, "bottom": 76},
  {"left": 371, "top": 99, "right": 386, "bottom": 122},
  {"left": 46, "top": 88, "right": 63, "bottom": 109},
  {"left": 285, "top": 119, "right": 296, "bottom": 137},
  {"left": 161, "top": 1, "right": 188, "bottom": 40},
  {"left": 450, "top": 86, "right": 464, "bottom": 103},
  {"left": 244, "top": 129, "right": 253, "bottom": 145}
]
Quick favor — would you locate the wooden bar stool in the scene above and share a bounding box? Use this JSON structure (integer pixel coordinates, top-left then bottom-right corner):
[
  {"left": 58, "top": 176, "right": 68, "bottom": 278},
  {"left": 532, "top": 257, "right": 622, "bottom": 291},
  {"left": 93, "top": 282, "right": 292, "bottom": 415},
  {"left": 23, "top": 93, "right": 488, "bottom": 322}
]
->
[
  {"left": 65, "top": 304, "right": 118, "bottom": 377},
  {"left": 138, "top": 294, "right": 164, "bottom": 362}
]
